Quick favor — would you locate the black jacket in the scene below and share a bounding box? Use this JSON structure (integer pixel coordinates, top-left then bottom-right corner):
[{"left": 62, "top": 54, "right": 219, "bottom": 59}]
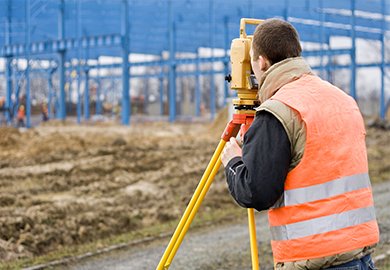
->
[{"left": 225, "top": 110, "right": 291, "bottom": 212}]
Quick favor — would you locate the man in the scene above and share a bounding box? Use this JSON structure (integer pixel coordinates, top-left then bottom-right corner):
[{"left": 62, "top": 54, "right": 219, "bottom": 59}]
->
[
  {"left": 17, "top": 104, "right": 26, "bottom": 128},
  {"left": 221, "top": 18, "right": 379, "bottom": 269},
  {"left": 41, "top": 102, "right": 49, "bottom": 122}
]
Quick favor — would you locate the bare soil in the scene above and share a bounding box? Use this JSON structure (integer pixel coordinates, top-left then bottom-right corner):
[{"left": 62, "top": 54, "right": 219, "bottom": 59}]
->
[{"left": 0, "top": 115, "right": 389, "bottom": 264}]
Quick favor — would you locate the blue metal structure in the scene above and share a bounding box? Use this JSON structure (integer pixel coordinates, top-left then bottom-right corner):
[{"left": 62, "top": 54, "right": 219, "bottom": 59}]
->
[{"left": 0, "top": 0, "right": 389, "bottom": 126}]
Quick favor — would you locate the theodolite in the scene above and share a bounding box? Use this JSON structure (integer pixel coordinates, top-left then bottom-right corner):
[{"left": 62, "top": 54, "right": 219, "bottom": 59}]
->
[{"left": 157, "top": 18, "right": 263, "bottom": 270}]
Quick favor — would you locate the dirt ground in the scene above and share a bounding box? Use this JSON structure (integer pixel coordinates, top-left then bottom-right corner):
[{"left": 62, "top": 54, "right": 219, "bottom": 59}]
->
[{"left": 0, "top": 112, "right": 389, "bottom": 264}]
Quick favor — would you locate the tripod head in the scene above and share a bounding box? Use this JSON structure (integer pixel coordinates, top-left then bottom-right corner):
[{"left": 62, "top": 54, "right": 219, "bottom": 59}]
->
[{"left": 225, "top": 18, "right": 263, "bottom": 114}]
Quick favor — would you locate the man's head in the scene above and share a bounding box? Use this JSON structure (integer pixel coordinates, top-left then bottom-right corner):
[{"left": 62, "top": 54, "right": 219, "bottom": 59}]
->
[{"left": 250, "top": 19, "right": 302, "bottom": 80}]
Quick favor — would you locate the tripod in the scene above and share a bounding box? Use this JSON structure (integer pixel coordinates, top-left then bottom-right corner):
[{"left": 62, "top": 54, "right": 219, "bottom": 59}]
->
[
  {"left": 156, "top": 109, "right": 259, "bottom": 270},
  {"left": 156, "top": 18, "right": 262, "bottom": 270}
]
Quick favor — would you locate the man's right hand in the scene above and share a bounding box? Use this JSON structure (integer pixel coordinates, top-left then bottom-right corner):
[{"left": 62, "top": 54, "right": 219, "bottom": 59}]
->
[{"left": 221, "top": 137, "right": 242, "bottom": 167}]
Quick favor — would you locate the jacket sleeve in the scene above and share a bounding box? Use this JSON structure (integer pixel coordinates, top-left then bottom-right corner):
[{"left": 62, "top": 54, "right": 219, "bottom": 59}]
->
[{"left": 224, "top": 110, "right": 291, "bottom": 212}]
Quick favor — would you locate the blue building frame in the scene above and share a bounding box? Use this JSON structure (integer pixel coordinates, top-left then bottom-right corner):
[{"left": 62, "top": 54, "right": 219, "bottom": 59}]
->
[{"left": 0, "top": 0, "right": 389, "bottom": 126}]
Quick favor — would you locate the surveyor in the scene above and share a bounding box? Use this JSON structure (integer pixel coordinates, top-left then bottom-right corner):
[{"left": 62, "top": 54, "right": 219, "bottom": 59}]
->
[{"left": 221, "top": 18, "right": 379, "bottom": 269}]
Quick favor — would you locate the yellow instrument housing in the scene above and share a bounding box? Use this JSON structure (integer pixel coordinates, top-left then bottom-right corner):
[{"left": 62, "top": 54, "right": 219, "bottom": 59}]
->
[
  {"left": 229, "top": 18, "right": 263, "bottom": 107},
  {"left": 230, "top": 37, "right": 252, "bottom": 90}
]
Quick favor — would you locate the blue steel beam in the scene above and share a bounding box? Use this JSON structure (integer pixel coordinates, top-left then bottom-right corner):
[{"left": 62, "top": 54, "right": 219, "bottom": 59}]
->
[
  {"left": 289, "top": 7, "right": 385, "bottom": 30},
  {"left": 76, "top": 0, "right": 82, "bottom": 123},
  {"left": 319, "top": 0, "right": 325, "bottom": 79},
  {"left": 25, "top": 0, "right": 31, "bottom": 128},
  {"left": 350, "top": 0, "right": 357, "bottom": 99},
  {"left": 5, "top": 58, "right": 12, "bottom": 124},
  {"left": 86, "top": 69, "right": 227, "bottom": 80},
  {"left": 1, "top": 34, "right": 122, "bottom": 57},
  {"left": 168, "top": 0, "right": 177, "bottom": 122},
  {"left": 313, "top": 63, "right": 389, "bottom": 70},
  {"left": 302, "top": 49, "right": 351, "bottom": 57},
  {"left": 315, "top": 0, "right": 386, "bottom": 12},
  {"left": 5, "top": 0, "right": 12, "bottom": 124},
  {"left": 209, "top": 0, "right": 216, "bottom": 119},
  {"left": 380, "top": 0, "right": 386, "bottom": 119},
  {"left": 223, "top": 16, "right": 230, "bottom": 104},
  {"left": 0, "top": 56, "right": 226, "bottom": 76},
  {"left": 121, "top": 0, "right": 130, "bottom": 125},
  {"left": 291, "top": 21, "right": 383, "bottom": 41},
  {"left": 58, "top": 0, "right": 66, "bottom": 120}
]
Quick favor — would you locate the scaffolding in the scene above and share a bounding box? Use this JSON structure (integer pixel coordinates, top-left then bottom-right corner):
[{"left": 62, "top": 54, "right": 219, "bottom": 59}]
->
[{"left": 0, "top": 0, "right": 389, "bottom": 126}]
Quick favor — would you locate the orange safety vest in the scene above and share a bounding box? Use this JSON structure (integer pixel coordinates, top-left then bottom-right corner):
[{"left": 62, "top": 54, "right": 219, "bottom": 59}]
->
[
  {"left": 17, "top": 108, "right": 25, "bottom": 120},
  {"left": 268, "top": 74, "right": 379, "bottom": 262}
]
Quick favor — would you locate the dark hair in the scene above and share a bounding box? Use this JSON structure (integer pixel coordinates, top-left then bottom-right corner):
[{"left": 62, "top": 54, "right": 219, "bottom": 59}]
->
[{"left": 252, "top": 18, "right": 302, "bottom": 65}]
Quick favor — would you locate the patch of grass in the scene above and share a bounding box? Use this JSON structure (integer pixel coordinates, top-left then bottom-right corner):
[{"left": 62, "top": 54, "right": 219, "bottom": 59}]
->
[{"left": 0, "top": 206, "right": 247, "bottom": 269}]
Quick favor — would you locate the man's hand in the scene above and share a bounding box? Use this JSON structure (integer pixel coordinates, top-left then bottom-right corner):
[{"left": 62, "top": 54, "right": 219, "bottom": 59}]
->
[{"left": 221, "top": 137, "right": 242, "bottom": 167}]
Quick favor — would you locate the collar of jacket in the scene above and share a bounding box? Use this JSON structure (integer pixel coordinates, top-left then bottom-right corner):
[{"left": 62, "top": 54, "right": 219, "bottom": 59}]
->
[{"left": 257, "top": 57, "right": 313, "bottom": 104}]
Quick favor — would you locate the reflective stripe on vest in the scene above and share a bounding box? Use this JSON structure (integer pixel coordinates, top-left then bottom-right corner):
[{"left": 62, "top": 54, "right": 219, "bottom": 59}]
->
[
  {"left": 280, "top": 173, "right": 371, "bottom": 208},
  {"left": 270, "top": 205, "right": 376, "bottom": 241}
]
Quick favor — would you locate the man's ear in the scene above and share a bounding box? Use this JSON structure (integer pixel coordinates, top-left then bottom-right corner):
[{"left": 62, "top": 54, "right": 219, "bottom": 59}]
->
[{"left": 259, "top": 55, "right": 270, "bottom": 71}]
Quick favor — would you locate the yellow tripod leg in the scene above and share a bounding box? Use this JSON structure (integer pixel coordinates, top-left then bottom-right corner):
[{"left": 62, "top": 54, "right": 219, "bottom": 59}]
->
[
  {"left": 248, "top": 208, "right": 259, "bottom": 270},
  {"left": 166, "top": 144, "right": 224, "bottom": 266},
  {"left": 156, "top": 139, "right": 226, "bottom": 270}
]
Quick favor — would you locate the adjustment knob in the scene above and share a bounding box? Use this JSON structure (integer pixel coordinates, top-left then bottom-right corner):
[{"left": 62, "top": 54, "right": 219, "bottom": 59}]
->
[{"left": 225, "top": 74, "right": 232, "bottom": 82}]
